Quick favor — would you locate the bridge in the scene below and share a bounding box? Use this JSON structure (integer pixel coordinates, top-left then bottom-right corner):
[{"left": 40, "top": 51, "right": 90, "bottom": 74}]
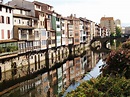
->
[{"left": 89, "top": 35, "right": 130, "bottom": 53}]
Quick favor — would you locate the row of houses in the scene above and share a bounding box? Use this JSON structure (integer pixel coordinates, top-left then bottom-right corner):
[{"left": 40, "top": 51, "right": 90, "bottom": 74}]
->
[{"left": 0, "top": 0, "right": 110, "bottom": 80}]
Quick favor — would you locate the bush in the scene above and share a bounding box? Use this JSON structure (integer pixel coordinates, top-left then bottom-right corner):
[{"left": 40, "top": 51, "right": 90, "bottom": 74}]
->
[
  {"left": 102, "top": 40, "right": 130, "bottom": 78},
  {"left": 66, "top": 77, "right": 130, "bottom": 97}
]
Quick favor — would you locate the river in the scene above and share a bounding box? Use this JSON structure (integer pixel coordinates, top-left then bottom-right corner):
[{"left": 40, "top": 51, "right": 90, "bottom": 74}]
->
[{"left": 0, "top": 47, "right": 109, "bottom": 97}]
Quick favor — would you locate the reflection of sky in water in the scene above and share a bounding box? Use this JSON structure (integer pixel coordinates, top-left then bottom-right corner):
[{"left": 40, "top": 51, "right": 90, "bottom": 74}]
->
[{"left": 63, "top": 59, "right": 104, "bottom": 97}]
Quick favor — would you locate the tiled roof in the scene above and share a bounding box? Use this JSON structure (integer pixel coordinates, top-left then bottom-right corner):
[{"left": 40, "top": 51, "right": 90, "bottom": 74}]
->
[
  {"left": 101, "top": 17, "right": 114, "bottom": 20},
  {"left": 33, "top": 1, "right": 53, "bottom": 7},
  {"left": 0, "top": 3, "right": 14, "bottom": 8}
]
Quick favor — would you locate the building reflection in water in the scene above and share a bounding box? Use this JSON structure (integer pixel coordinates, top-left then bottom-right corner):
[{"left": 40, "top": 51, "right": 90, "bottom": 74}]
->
[{"left": 1, "top": 49, "right": 106, "bottom": 97}]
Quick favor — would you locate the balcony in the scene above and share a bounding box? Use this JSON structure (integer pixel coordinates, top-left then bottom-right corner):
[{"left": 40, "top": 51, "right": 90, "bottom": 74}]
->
[
  {"left": 0, "top": 42, "right": 18, "bottom": 59},
  {"left": 21, "top": 34, "right": 27, "bottom": 40}
]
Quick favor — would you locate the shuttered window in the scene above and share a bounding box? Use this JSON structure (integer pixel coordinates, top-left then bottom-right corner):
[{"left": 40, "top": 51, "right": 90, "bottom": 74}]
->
[
  {"left": 7, "top": 30, "right": 10, "bottom": 39},
  {"left": 1, "top": 29, "right": 4, "bottom": 39}
]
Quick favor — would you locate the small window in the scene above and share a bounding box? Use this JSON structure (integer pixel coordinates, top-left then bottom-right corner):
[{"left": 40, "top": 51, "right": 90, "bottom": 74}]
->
[
  {"left": 7, "top": 30, "right": 10, "bottom": 39},
  {"left": 9, "top": 9, "right": 11, "bottom": 13},
  {"left": 1, "top": 29, "right": 4, "bottom": 39},
  {"left": 40, "top": 21, "right": 42, "bottom": 26},
  {"left": 20, "top": 10, "right": 22, "bottom": 14},
  {"left": 6, "top": 8, "right": 8, "bottom": 13},
  {"left": 19, "top": 20, "right": 20, "bottom": 24},
  {"left": 0, "top": 16, "right": 4, "bottom": 23},
  {"left": 0, "top": 6, "right": 2, "bottom": 11},
  {"left": 6, "top": 17, "right": 10, "bottom": 24},
  {"left": 31, "top": 56, "right": 33, "bottom": 59}
]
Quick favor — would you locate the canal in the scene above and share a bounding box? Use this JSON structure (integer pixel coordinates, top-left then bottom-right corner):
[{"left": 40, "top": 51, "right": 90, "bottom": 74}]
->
[
  {"left": 0, "top": 49, "right": 108, "bottom": 97},
  {"left": 0, "top": 40, "right": 121, "bottom": 97}
]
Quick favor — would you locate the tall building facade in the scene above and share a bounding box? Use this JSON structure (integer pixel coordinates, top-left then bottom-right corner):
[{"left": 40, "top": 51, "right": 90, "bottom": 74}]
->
[
  {"left": 100, "top": 17, "right": 116, "bottom": 34},
  {"left": 115, "top": 19, "right": 121, "bottom": 28}
]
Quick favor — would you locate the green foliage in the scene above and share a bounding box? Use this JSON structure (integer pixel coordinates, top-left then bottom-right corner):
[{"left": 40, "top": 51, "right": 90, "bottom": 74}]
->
[
  {"left": 122, "top": 39, "right": 130, "bottom": 49},
  {"left": 66, "top": 77, "right": 130, "bottom": 97},
  {"left": 116, "top": 26, "right": 122, "bottom": 37},
  {"left": 102, "top": 40, "right": 130, "bottom": 78},
  {"left": 66, "top": 40, "right": 130, "bottom": 97},
  {"left": 110, "top": 32, "right": 115, "bottom": 37}
]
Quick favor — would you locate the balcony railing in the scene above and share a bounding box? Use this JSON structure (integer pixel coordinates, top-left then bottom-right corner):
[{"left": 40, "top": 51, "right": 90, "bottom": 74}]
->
[
  {"left": 0, "top": 45, "right": 18, "bottom": 57},
  {"left": 21, "top": 35, "right": 27, "bottom": 40}
]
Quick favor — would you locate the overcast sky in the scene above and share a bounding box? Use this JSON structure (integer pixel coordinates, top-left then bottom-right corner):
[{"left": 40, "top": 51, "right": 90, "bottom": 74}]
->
[{"left": 4, "top": 0, "right": 130, "bottom": 26}]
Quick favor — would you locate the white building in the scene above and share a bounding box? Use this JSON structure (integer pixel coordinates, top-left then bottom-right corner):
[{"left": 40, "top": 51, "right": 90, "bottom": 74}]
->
[{"left": 0, "top": 4, "right": 13, "bottom": 40}]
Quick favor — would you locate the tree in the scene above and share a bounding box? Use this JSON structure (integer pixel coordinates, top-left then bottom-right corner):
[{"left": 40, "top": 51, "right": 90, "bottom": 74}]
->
[
  {"left": 116, "top": 26, "right": 122, "bottom": 37},
  {"left": 102, "top": 39, "right": 130, "bottom": 78},
  {"left": 66, "top": 77, "right": 130, "bottom": 97}
]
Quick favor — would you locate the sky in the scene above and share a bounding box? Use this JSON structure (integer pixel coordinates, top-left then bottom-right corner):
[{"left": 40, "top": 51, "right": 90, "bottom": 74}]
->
[{"left": 3, "top": 0, "right": 130, "bottom": 27}]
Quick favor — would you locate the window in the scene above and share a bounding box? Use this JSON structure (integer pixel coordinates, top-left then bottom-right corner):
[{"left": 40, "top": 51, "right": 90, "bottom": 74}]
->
[
  {"left": 48, "top": 15, "right": 51, "bottom": 19},
  {"left": 41, "top": 30, "right": 46, "bottom": 36},
  {"left": 20, "top": 10, "right": 22, "bottom": 14},
  {"left": 7, "top": 30, "right": 10, "bottom": 39},
  {"left": 6, "top": 8, "right": 8, "bottom": 13},
  {"left": 40, "top": 21, "right": 42, "bottom": 26},
  {"left": 52, "top": 40, "right": 55, "bottom": 44},
  {"left": 57, "top": 25, "right": 60, "bottom": 28},
  {"left": 6, "top": 17, "right": 10, "bottom": 24},
  {"left": 19, "top": 19, "right": 21, "bottom": 24},
  {"left": 52, "top": 32, "right": 55, "bottom": 36},
  {"left": 62, "top": 30, "right": 65, "bottom": 34},
  {"left": 36, "top": 5, "right": 40, "bottom": 9},
  {"left": 0, "top": 16, "right": 4, "bottom": 23},
  {"left": 75, "top": 32, "right": 79, "bottom": 36},
  {"left": 43, "top": 21, "right": 44, "bottom": 26},
  {"left": 42, "top": 40, "right": 46, "bottom": 45},
  {"left": 9, "top": 8, "right": 11, "bottom": 13},
  {"left": 1, "top": 29, "right": 4, "bottom": 39},
  {"left": 0, "top": 6, "right": 2, "bottom": 11},
  {"left": 56, "top": 17, "right": 59, "bottom": 21},
  {"left": 75, "top": 39, "right": 79, "bottom": 42},
  {"left": 35, "top": 31, "right": 39, "bottom": 37}
]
